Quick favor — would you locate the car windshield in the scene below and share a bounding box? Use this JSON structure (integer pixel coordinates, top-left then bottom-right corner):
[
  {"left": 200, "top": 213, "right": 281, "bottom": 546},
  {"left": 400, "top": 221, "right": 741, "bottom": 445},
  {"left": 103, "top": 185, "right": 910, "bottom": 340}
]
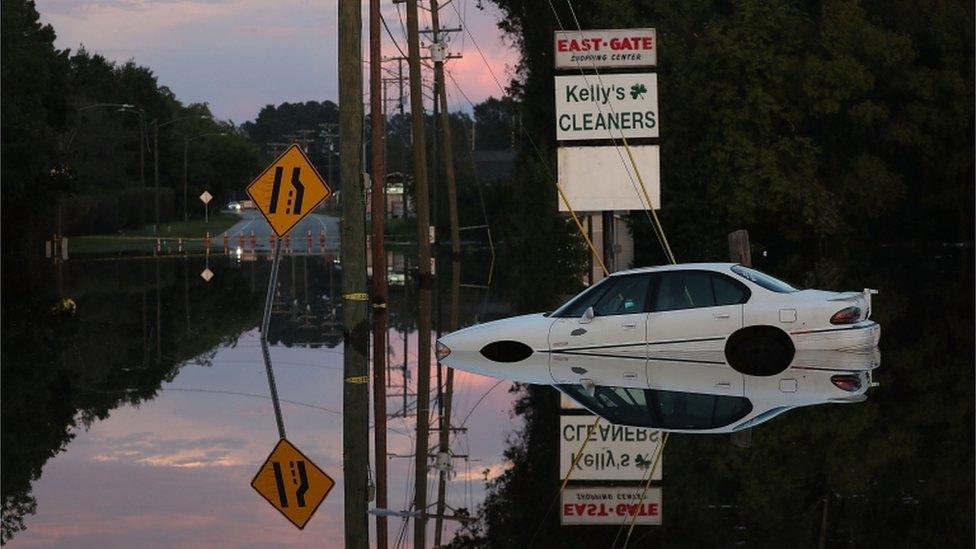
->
[
  {"left": 731, "top": 265, "right": 798, "bottom": 293},
  {"left": 558, "top": 385, "right": 753, "bottom": 430},
  {"left": 551, "top": 277, "right": 611, "bottom": 318}
]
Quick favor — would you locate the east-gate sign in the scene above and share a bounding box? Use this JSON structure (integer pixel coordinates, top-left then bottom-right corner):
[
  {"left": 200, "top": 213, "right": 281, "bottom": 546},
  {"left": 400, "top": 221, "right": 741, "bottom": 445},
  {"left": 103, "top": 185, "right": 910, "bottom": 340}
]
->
[
  {"left": 554, "top": 28, "right": 657, "bottom": 70},
  {"left": 555, "top": 73, "right": 659, "bottom": 141},
  {"left": 246, "top": 144, "right": 331, "bottom": 237}
]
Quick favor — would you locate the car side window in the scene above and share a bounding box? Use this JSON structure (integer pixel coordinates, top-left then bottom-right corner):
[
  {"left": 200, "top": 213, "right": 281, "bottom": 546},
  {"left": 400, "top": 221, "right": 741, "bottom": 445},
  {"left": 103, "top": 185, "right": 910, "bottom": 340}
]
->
[
  {"left": 552, "top": 278, "right": 610, "bottom": 318},
  {"left": 593, "top": 275, "right": 653, "bottom": 316},
  {"left": 712, "top": 273, "right": 750, "bottom": 305},
  {"left": 653, "top": 271, "right": 716, "bottom": 312}
]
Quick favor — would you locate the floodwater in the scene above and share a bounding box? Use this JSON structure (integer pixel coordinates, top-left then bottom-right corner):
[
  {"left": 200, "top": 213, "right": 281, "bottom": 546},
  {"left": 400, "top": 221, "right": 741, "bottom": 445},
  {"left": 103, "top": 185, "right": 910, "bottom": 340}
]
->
[
  {"left": 2, "top": 240, "right": 973, "bottom": 547},
  {"left": 2, "top": 244, "right": 520, "bottom": 547}
]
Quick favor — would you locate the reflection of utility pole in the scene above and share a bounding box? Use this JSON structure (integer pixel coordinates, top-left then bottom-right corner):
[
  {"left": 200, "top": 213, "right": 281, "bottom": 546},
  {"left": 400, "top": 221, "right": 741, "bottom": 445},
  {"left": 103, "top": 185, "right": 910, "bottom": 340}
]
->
[
  {"left": 339, "top": 0, "right": 369, "bottom": 545},
  {"left": 155, "top": 259, "right": 162, "bottom": 364},
  {"left": 433, "top": 258, "right": 461, "bottom": 546},
  {"left": 406, "top": 0, "right": 433, "bottom": 543}
]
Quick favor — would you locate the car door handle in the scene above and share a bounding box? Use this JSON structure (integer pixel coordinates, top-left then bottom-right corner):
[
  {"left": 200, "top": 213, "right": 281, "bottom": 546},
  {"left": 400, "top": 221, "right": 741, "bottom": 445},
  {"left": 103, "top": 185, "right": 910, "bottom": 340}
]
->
[
  {"left": 713, "top": 313, "right": 730, "bottom": 319},
  {"left": 714, "top": 382, "right": 731, "bottom": 388},
  {"left": 621, "top": 322, "right": 637, "bottom": 329}
]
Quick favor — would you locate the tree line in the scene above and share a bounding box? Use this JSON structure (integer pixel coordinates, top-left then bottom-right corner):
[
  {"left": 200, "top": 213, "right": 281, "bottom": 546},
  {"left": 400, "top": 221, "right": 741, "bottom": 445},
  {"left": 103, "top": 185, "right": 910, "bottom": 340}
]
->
[{"left": 2, "top": 0, "right": 262, "bottom": 258}]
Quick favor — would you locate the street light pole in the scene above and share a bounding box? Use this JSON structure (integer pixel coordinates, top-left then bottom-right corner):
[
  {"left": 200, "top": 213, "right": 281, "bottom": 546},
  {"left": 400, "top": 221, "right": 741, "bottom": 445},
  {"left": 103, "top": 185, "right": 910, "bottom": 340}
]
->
[
  {"left": 183, "top": 136, "right": 188, "bottom": 222},
  {"left": 152, "top": 114, "right": 212, "bottom": 234},
  {"left": 182, "top": 132, "right": 229, "bottom": 222},
  {"left": 153, "top": 119, "right": 160, "bottom": 235}
]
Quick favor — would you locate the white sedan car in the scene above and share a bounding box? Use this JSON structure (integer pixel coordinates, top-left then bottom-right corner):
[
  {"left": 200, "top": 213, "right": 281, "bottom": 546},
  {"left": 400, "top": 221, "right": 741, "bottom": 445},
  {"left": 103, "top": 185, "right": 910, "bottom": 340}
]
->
[{"left": 437, "top": 262, "right": 880, "bottom": 380}]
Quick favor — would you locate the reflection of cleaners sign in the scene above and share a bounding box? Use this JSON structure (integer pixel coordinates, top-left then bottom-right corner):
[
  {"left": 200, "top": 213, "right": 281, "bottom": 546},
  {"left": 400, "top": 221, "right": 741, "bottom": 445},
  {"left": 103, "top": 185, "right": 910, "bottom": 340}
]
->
[
  {"left": 555, "top": 73, "right": 658, "bottom": 141},
  {"left": 554, "top": 29, "right": 657, "bottom": 69},
  {"left": 560, "top": 416, "right": 663, "bottom": 480}
]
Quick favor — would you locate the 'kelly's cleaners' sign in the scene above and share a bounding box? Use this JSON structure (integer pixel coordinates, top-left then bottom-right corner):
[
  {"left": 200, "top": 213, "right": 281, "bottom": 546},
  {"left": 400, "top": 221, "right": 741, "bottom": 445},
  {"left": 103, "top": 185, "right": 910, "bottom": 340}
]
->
[
  {"left": 554, "top": 28, "right": 656, "bottom": 70},
  {"left": 555, "top": 73, "right": 658, "bottom": 141}
]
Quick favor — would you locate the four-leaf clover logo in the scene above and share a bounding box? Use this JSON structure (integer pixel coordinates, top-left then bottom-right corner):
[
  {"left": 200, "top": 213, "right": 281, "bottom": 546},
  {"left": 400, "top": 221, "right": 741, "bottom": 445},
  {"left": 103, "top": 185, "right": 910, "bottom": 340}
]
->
[{"left": 630, "top": 83, "right": 648, "bottom": 100}]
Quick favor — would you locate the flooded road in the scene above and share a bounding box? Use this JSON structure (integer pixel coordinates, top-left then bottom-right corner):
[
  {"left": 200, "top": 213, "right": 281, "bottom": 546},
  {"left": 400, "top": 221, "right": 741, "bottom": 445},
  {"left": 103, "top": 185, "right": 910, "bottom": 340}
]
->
[
  {"left": 2, "top": 244, "right": 972, "bottom": 547},
  {"left": 2, "top": 248, "right": 520, "bottom": 546}
]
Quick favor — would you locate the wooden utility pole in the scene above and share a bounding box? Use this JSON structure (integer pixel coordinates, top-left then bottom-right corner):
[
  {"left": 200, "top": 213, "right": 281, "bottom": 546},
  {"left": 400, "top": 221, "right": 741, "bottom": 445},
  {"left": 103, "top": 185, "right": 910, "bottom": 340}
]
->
[
  {"left": 728, "top": 228, "right": 753, "bottom": 449},
  {"left": 430, "top": 0, "right": 461, "bottom": 258},
  {"left": 429, "top": 2, "right": 460, "bottom": 544},
  {"left": 339, "top": 0, "right": 369, "bottom": 546},
  {"left": 406, "top": 0, "right": 433, "bottom": 544},
  {"left": 369, "top": 0, "right": 389, "bottom": 546}
]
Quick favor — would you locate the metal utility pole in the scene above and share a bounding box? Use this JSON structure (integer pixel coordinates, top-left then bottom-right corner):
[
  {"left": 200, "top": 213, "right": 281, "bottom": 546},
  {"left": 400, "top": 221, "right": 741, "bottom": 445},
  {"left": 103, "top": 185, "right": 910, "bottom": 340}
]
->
[
  {"left": 369, "top": 0, "right": 389, "bottom": 546},
  {"left": 430, "top": 0, "right": 461, "bottom": 257},
  {"left": 406, "top": 0, "right": 433, "bottom": 544},
  {"left": 339, "top": 0, "right": 369, "bottom": 546}
]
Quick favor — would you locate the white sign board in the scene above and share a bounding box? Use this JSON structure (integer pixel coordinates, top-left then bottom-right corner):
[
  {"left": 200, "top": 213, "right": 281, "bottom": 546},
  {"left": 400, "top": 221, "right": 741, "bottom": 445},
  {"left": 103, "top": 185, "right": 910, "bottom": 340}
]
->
[
  {"left": 555, "top": 73, "right": 658, "bottom": 141},
  {"left": 199, "top": 190, "right": 213, "bottom": 204},
  {"left": 561, "top": 486, "right": 662, "bottom": 526},
  {"left": 557, "top": 145, "right": 660, "bottom": 212},
  {"left": 560, "top": 415, "right": 663, "bottom": 481},
  {"left": 554, "top": 28, "right": 657, "bottom": 70}
]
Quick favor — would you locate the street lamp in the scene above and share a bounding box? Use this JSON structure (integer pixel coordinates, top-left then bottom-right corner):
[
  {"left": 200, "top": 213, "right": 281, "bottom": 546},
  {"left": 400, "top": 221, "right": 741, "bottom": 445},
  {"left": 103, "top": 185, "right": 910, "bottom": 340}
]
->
[
  {"left": 116, "top": 105, "right": 148, "bottom": 187},
  {"left": 152, "top": 114, "right": 211, "bottom": 235},
  {"left": 183, "top": 132, "right": 229, "bottom": 222}
]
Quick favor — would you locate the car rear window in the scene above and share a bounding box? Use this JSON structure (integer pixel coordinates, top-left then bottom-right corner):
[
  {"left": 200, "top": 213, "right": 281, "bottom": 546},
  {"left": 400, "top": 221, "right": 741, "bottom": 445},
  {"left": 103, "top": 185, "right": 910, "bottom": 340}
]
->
[
  {"left": 559, "top": 385, "right": 753, "bottom": 430},
  {"left": 731, "top": 265, "right": 798, "bottom": 293}
]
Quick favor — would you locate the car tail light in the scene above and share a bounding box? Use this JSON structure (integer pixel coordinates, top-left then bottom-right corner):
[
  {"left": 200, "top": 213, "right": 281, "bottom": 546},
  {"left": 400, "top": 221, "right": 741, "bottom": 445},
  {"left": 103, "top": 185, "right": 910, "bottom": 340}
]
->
[
  {"left": 435, "top": 341, "right": 451, "bottom": 361},
  {"left": 830, "top": 306, "right": 861, "bottom": 324},
  {"left": 831, "top": 374, "right": 862, "bottom": 392}
]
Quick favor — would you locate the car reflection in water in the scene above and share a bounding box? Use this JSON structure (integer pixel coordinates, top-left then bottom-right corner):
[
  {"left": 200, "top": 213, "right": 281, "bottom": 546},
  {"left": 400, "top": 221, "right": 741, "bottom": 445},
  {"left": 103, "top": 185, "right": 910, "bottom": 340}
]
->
[{"left": 438, "top": 329, "right": 879, "bottom": 433}]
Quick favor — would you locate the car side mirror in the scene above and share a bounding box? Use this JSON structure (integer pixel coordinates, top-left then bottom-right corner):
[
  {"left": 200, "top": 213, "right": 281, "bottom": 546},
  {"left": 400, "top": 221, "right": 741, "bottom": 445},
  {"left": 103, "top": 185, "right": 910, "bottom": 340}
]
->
[{"left": 580, "top": 306, "right": 594, "bottom": 324}]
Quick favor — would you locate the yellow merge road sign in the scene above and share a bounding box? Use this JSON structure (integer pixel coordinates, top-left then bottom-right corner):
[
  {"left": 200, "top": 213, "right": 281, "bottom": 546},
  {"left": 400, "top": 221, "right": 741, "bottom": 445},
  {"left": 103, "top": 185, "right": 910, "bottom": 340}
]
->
[
  {"left": 246, "top": 144, "right": 331, "bottom": 237},
  {"left": 251, "top": 438, "right": 335, "bottom": 529}
]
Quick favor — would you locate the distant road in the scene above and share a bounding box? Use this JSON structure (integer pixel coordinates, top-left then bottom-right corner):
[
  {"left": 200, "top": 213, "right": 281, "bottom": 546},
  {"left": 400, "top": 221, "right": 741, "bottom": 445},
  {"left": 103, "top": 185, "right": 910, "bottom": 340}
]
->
[{"left": 219, "top": 209, "right": 339, "bottom": 251}]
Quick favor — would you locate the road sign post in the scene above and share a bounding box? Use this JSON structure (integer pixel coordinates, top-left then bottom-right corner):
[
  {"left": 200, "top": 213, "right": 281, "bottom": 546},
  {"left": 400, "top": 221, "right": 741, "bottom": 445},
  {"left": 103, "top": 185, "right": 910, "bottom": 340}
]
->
[
  {"left": 200, "top": 190, "right": 213, "bottom": 223},
  {"left": 246, "top": 147, "right": 333, "bottom": 529}
]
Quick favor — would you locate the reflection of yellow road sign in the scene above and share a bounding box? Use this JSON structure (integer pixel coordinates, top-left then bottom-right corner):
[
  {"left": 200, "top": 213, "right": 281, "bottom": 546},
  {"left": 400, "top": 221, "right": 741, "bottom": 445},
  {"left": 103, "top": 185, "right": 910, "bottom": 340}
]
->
[
  {"left": 251, "top": 438, "right": 334, "bottom": 529},
  {"left": 246, "top": 144, "right": 331, "bottom": 237}
]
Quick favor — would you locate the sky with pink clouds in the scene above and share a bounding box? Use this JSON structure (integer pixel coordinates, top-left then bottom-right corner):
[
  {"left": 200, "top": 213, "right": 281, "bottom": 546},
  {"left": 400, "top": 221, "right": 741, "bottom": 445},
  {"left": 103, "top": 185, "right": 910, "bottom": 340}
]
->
[{"left": 34, "top": 0, "right": 520, "bottom": 123}]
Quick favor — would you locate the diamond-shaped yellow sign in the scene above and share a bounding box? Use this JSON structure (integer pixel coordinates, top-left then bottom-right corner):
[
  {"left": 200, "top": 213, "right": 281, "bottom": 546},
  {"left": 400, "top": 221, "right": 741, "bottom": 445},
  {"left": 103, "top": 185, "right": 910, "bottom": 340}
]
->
[
  {"left": 251, "top": 438, "right": 334, "bottom": 529},
  {"left": 246, "top": 144, "right": 331, "bottom": 237}
]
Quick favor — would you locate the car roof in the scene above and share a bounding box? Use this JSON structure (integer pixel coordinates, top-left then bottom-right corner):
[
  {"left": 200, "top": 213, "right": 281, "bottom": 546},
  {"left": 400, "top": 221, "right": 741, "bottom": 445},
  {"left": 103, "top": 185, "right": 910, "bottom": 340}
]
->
[{"left": 611, "top": 262, "right": 740, "bottom": 277}]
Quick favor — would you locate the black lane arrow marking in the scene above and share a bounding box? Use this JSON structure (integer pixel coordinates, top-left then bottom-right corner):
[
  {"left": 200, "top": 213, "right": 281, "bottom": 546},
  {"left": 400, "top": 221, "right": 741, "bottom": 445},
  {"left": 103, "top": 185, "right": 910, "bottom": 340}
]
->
[
  {"left": 272, "top": 461, "right": 289, "bottom": 507},
  {"left": 290, "top": 167, "right": 305, "bottom": 215},
  {"left": 269, "top": 167, "right": 284, "bottom": 214},
  {"left": 295, "top": 461, "right": 309, "bottom": 507}
]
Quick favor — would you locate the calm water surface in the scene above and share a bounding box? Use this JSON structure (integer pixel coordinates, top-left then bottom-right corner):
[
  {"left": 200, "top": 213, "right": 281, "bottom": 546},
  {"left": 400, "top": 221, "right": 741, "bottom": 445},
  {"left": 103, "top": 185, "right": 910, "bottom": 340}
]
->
[{"left": 2, "top": 245, "right": 972, "bottom": 547}]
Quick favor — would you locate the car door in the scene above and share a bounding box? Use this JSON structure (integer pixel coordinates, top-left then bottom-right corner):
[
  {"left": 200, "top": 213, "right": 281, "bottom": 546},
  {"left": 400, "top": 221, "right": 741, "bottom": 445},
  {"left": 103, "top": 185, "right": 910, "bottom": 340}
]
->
[
  {"left": 548, "top": 274, "right": 653, "bottom": 388},
  {"left": 646, "top": 270, "right": 747, "bottom": 350}
]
